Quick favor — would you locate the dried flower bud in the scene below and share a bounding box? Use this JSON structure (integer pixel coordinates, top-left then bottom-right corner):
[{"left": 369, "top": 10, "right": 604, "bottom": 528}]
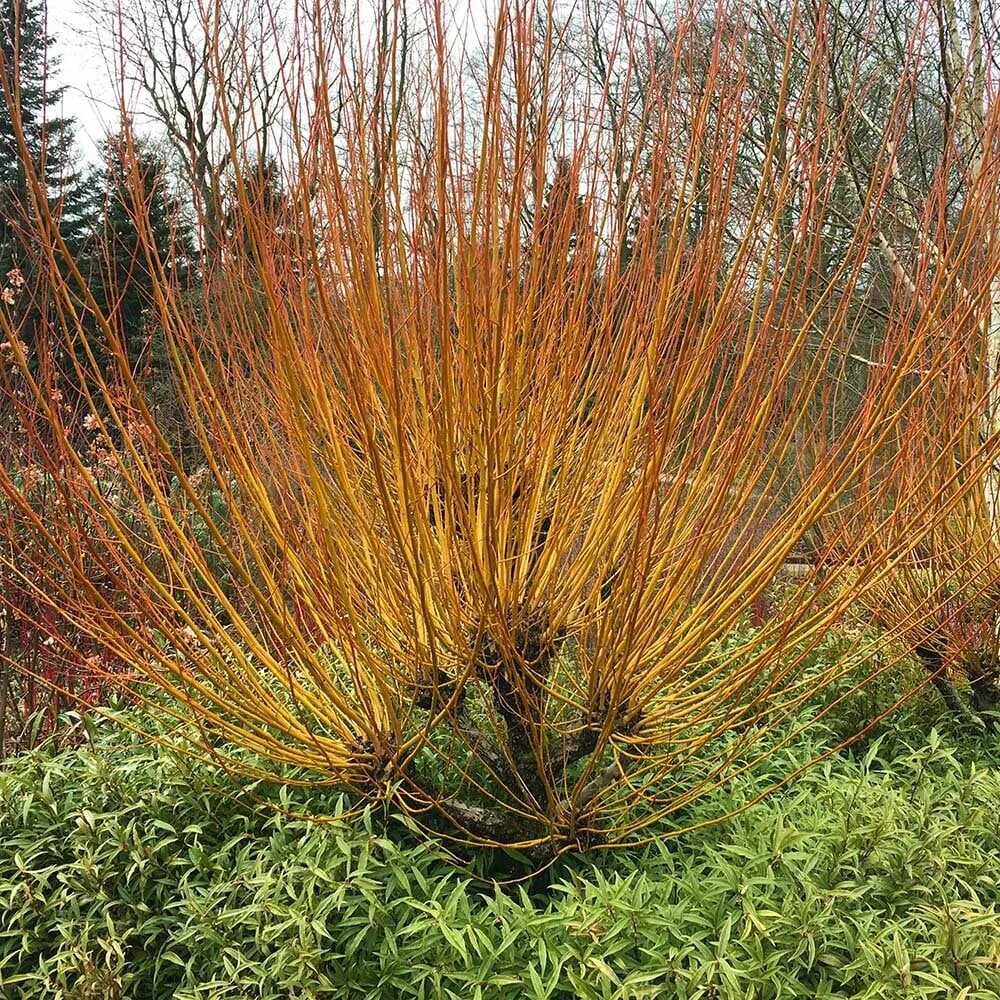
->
[
  {"left": 188, "top": 466, "right": 210, "bottom": 490},
  {"left": 1, "top": 332, "right": 24, "bottom": 356},
  {"left": 21, "top": 465, "right": 43, "bottom": 493}
]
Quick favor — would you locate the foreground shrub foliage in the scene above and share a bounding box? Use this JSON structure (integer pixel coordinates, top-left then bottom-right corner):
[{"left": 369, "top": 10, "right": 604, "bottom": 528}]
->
[
  {"left": 3, "top": 0, "right": 1000, "bottom": 850},
  {"left": 2, "top": 709, "right": 1000, "bottom": 998}
]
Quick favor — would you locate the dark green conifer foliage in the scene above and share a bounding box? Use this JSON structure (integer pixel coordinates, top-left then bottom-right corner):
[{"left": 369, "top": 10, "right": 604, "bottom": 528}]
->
[
  {"left": 89, "top": 130, "right": 196, "bottom": 375},
  {"left": 0, "top": 0, "right": 91, "bottom": 276}
]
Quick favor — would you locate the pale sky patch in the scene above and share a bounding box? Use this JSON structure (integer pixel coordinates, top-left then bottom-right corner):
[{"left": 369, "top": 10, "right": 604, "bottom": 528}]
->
[{"left": 47, "top": 0, "right": 116, "bottom": 159}]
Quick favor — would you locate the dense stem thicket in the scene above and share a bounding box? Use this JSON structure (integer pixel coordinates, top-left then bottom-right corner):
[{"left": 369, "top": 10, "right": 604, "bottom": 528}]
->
[
  {"left": 3, "top": 0, "right": 1000, "bottom": 853},
  {"left": 829, "top": 356, "right": 1000, "bottom": 730},
  {"left": 817, "top": 0, "right": 1000, "bottom": 732}
]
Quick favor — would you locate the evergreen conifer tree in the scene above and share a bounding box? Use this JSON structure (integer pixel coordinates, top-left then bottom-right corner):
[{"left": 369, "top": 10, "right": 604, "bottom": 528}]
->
[
  {"left": 0, "top": 0, "right": 92, "bottom": 278},
  {"left": 90, "top": 130, "right": 196, "bottom": 374}
]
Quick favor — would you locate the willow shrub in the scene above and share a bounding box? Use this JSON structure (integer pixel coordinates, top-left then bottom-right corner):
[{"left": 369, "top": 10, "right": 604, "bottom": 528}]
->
[
  {"left": 802, "top": 0, "right": 1000, "bottom": 733},
  {"left": 825, "top": 278, "right": 1000, "bottom": 730},
  {"left": 3, "top": 0, "right": 1000, "bottom": 853}
]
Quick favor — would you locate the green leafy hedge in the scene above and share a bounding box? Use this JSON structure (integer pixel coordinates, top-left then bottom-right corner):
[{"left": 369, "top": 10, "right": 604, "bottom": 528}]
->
[{"left": 2, "top": 714, "right": 1000, "bottom": 999}]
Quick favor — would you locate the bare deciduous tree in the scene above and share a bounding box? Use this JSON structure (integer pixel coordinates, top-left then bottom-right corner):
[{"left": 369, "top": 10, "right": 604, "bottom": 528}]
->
[{"left": 86, "top": 0, "right": 289, "bottom": 250}]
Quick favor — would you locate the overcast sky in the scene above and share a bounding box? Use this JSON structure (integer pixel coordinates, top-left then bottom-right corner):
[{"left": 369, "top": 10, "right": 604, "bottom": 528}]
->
[
  {"left": 43, "top": 0, "right": 501, "bottom": 164},
  {"left": 46, "top": 0, "right": 117, "bottom": 160}
]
